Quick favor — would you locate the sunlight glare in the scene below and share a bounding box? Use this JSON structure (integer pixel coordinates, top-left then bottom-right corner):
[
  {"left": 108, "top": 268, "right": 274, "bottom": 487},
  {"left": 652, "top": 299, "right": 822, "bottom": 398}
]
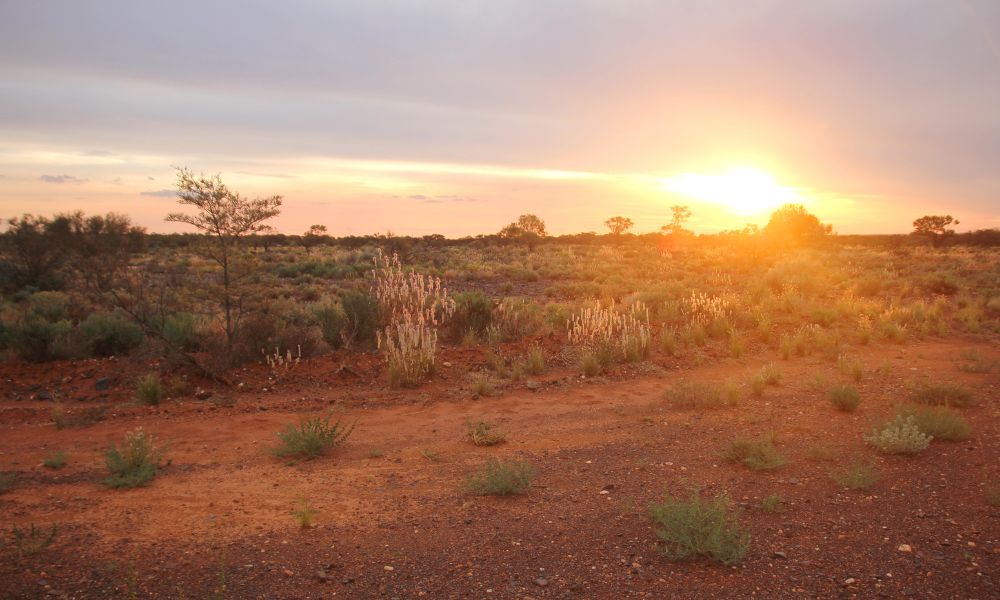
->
[{"left": 659, "top": 167, "right": 805, "bottom": 216}]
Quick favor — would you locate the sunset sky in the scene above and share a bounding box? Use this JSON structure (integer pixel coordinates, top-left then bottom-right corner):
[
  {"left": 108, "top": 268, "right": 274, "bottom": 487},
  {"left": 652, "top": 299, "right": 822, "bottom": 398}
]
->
[{"left": 1, "top": 1, "right": 998, "bottom": 236}]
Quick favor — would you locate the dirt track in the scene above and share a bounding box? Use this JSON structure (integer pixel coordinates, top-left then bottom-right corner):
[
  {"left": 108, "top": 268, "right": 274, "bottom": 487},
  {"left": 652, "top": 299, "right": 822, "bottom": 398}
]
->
[{"left": 1, "top": 338, "right": 998, "bottom": 598}]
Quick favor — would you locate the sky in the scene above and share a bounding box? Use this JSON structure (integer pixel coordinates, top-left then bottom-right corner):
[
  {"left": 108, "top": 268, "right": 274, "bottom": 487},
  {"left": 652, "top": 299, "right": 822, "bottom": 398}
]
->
[{"left": 1, "top": 0, "right": 998, "bottom": 236}]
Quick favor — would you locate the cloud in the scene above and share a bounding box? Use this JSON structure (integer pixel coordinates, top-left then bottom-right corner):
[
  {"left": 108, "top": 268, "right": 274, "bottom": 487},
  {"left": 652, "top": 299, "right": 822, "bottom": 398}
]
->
[
  {"left": 404, "top": 193, "right": 477, "bottom": 204},
  {"left": 140, "top": 189, "right": 176, "bottom": 197},
  {"left": 39, "top": 174, "right": 85, "bottom": 183}
]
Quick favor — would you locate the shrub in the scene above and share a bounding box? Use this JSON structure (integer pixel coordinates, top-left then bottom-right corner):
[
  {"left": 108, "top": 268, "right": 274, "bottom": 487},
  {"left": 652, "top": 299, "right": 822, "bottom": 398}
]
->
[
  {"left": 293, "top": 498, "right": 318, "bottom": 527},
  {"left": 580, "top": 350, "right": 602, "bottom": 376},
  {"left": 899, "top": 405, "right": 971, "bottom": 441},
  {"left": 464, "top": 457, "right": 534, "bottom": 496},
  {"left": 832, "top": 460, "right": 879, "bottom": 490},
  {"left": 724, "top": 434, "right": 786, "bottom": 471},
  {"left": 161, "top": 312, "right": 201, "bottom": 352},
  {"left": 380, "top": 321, "right": 437, "bottom": 388},
  {"left": 758, "top": 363, "right": 782, "bottom": 385},
  {"left": 79, "top": 312, "right": 144, "bottom": 357},
  {"left": 647, "top": 490, "right": 749, "bottom": 565},
  {"left": 10, "top": 317, "right": 74, "bottom": 362},
  {"left": 470, "top": 374, "right": 496, "bottom": 397},
  {"left": 864, "top": 415, "right": 931, "bottom": 454},
  {"left": 828, "top": 385, "right": 861, "bottom": 412},
  {"left": 311, "top": 299, "right": 346, "bottom": 349},
  {"left": 103, "top": 428, "right": 164, "bottom": 489},
  {"left": 450, "top": 291, "right": 492, "bottom": 340},
  {"left": 11, "top": 523, "right": 58, "bottom": 558},
  {"left": 340, "top": 290, "right": 379, "bottom": 347},
  {"left": 913, "top": 383, "right": 973, "bottom": 407},
  {"left": 524, "top": 345, "right": 545, "bottom": 375},
  {"left": 273, "top": 414, "right": 354, "bottom": 460},
  {"left": 760, "top": 494, "right": 783, "bottom": 513},
  {"left": 27, "top": 291, "right": 71, "bottom": 322},
  {"left": 467, "top": 420, "right": 506, "bottom": 446},
  {"left": 568, "top": 302, "right": 651, "bottom": 362},
  {"left": 664, "top": 381, "right": 734, "bottom": 410},
  {"left": 749, "top": 373, "right": 766, "bottom": 397},
  {"left": 43, "top": 451, "right": 67, "bottom": 469},
  {"left": 135, "top": 373, "right": 163, "bottom": 405},
  {"left": 837, "top": 355, "right": 864, "bottom": 382},
  {"left": 0, "top": 471, "right": 17, "bottom": 494}
]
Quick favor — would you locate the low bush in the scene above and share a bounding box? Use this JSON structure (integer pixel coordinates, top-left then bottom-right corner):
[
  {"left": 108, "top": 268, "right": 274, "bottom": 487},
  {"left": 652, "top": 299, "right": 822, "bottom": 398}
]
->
[
  {"left": 311, "top": 299, "right": 347, "bottom": 349},
  {"left": 103, "top": 428, "right": 164, "bottom": 489},
  {"left": 648, "top": 489, "right": 749, "bottom": 565},
  {"left": 664, "top": 381, "right": 735, "bottom": 410},
  {"left": 273, "top": 414, "right": 354, "bottom": 460},
  {"left": 161, "top": 312, "right": 201, "bottom": 352},
  {"left": 832, "top": 460, "right": 879, "bottom": 490},
  {"left": 524, "top": 345, "right": 545, "bottom": 375},
  {"left": 135, "top": 373, "right": 163, "bottom": 405},
  {"left": 899, "top": 405, "right": 971, "bottom": 441},
  {"left": 467, "top": 420, "right": 506, "bottom": 446},
  {"left": 449, "top": 291, "right": 492, "bottom": 341},
  {"left": 723, "top": 434, "right": 786, "bottom": 471},
  {"left": 340, "top": 290, "right": 379, "bottom": 347},
  {"left": 79, "top": 312, "right": 144, "bottom": 357},
  {"left": 828, "top": 385, "right": 861, "bottom": 412},
  {"left": 464, "top": 457, "right": 534, "bottom": 496},
  {"left": 0, "top": 471, "right": 17, "bottom": 494},
  {"left": 864, "top": 415, "right": 931, "bottom": 454},
  {"left": 760, "top": 494, "right": 783, "bottom": 513},
  {"left": 43, "top": 451, "right": 67, "bottom": 469},
  {"left": 10, "top": 317, "right": 74, "bottom": 362},
  {"left": 913, "top": 383, "right": 973, "bottom": 407}
]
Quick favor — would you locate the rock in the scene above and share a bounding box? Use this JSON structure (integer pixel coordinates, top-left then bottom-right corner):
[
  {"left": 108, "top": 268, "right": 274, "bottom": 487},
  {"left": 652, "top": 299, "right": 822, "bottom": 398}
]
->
[
  {"left": 772, "top": 551, "right": 788, "bottom": 560},
  {"left": 442, "top": 361, "right": 452, "bottom": 368},
  {"left": 534, "top": 577, "right": 549, "bottom": 587},
  {"left": 316, "top": 570, "right": 329, "bottom": 582},
  {"left": 844, "top": 578, "right": 857, "bottom": 586},
  {"left": 526, "top": 380, "right": 542, "bottom": 390},
  {"left": 282, "top": 569, "right": 294, "bottom": 578},
  {"left": 341, "top": 577, "right": 355, "bottom": 584},
  {"left": 195, "top": 388, "right": 212, "bottom": 400},
  {"left": 94, "top": 378, "right": 110, "bottom": 391},
  {"left": 898, "top": 544, "right": 913, "bottom": 553},
  {"left": 383, "top": 565, "right": 394, "bottom": 572},
  {"left": 37, "top": 391, "right": 52, "bottom": 401}
]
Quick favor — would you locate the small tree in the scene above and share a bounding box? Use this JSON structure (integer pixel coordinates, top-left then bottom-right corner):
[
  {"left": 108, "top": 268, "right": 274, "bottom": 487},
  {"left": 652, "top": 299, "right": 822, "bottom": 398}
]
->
[
  {"left": 605, "top": 216, "right": 634, "bottom": 236},
  {"left": 498, "top": 214, "right": 547, "bottom": 246},
  {"left": 661, "top": 205, "right": 693, "bottom": 236},
  {"left": 302, "top": 224, "right": 328, "bottom": 253},
  {"left": 912, "top": 215, "right": 959, "bottom": 247},
  {"left": 166, "top": 168, "right": 282, "bottom": 360},
  {"left": 2, "top": 214, "right": 76, "bottom": 290},
  {"left": 763, "top": 204, "right": 831, "bottom": 245}
]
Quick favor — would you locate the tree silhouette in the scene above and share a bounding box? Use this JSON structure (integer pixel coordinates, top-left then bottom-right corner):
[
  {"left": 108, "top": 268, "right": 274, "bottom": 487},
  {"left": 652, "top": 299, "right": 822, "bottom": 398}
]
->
[
  {"left": 605, "top": 216, "right": 634, "bottom": 235},
  {"left": 912, "top": 215, "right": 959, "bottom": 247},
  {"left": 762, "top": 204, "right": 831, "bottom": 245}
]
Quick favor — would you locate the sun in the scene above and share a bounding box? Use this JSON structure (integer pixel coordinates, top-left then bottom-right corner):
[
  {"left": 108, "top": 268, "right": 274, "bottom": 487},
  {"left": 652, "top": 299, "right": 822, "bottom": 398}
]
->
[{"left": 658, "top": 167, "right": 804, "bottom": 216}]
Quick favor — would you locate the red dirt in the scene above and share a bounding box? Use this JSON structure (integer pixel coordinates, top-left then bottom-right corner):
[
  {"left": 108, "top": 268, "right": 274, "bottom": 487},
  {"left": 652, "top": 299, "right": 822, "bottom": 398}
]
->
[{"left": 1, "top": 338, "right": 998, "bottom": 598}]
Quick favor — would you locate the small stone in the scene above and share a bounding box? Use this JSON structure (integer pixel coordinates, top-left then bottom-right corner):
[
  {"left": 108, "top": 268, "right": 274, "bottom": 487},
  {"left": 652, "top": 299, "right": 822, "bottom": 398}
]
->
[
  {"left": 599, "top": 490, "right": 610, "bottom": 495},
  {"left": 844, "top": 578, "right": 857, "bottom": 586},
  {"left": 442, "top": 361, "right": 452, "bottom": 367},
  {"left": 772, "top": 551, "right": 788, "bottom": 560},
  {"left": 534, "top": 577, "right": 549, "bottom": 587},
  {"left": 94, "top": 378, "right": 110, "bottom": 391},
  {"left": 384, "top": 565, "right": 394, "bottom": 571},
  {"left": 282, "top": 569, "right": 294, "bottom": 578},
  {"left": 195, "top": 388, "right": 212, "bottom": 400},
  {"left": 526, "top": 380, "right": 542, "bottom": 390},
  {"left": 316, "top": 570, "right": 329, "bottom": 582},
  {"left": 37, "top": 391, "right": 52, "bottom": 401},
  {"left": 898, "top": 544, "right": 913, "bottom": 553}
]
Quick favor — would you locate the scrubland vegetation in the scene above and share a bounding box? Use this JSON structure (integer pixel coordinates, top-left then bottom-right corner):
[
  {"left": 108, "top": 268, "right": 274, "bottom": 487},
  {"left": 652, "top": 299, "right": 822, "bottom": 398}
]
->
[{"left": 0, "top": 173, "right": 997, "bottom": 597}]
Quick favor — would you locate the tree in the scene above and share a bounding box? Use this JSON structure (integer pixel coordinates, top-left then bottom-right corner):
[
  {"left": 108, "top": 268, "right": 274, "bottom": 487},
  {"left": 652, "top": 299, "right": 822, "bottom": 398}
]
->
[
  {"left": 166, "top": 168, "right": 282, "bottom": 360},
  {"left": 661, "top": 205, "right": 693, "bottom": 236},
  {"left": 302, "top": 224, "right": 328, "bottom": 253},
  {"left": 498, "top": 214, "right": 547, "bottom": 246},
  {"left": 2, "top": 213, "right": 75, "bottom": 290},
  {"left": 605, "top": 216, "right": 634, "bottom": 236},
  {"left": 762, "top": 204, "right": 831, "bottom": 245},
  {"left": 912, "top": 215, "right": 959, "bottom": 247}
]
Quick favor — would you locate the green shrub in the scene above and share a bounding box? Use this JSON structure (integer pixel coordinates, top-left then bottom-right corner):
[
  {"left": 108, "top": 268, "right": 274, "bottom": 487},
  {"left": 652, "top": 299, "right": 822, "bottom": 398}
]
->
[
  {"left": 0, "top": 471, "right": 17, "bottom": 494},
  {"left": 899, "top": 405, "right": 970, "bottom": 441},
  {"left": 340, "top": 290, "right": 379, "bottom": 347},
  {"left": 760, "top": 494, "right": 783, "bottom": 513},
  {"left": 828, "top": 385, "right": 861, "bottom": 412},
  {"left": 79, "top": 312, "right": 144, "bottom": 356},
  {"left": 864, "top": 415, "right": 931, "bottom": 454},
  {"left": 832, "top": 460, "right": 879, "bottom": 490},
  {"left": 27, "top": 291, "right": 71, "bottom": 322},
  {"left": 311, "top": 299, "right": 346, "bottom": 349},
  {"left": 43, "top": 451, "right": 67, "bottom": 469},
  {"left": 293, "top": 498, "right": 318, "bottom": 527},
  {"left": 273, "top": 414, "right": 354, "bottom": 460},
  {"left": 913, "top": 383, "right": 973, "bottom": 407},
  {"left": 103, "top": 428, "right": 164, "bottom": 489},
  {"left": 161, "top": 312, "right": 201, "bottom": 352},
  {"left": 467, "top": 420, "right": 506, "bottom": 446},
  {"left": 724, "top": 434, "right": 786, "bottom": 471},
  {"left": 10, "top": 317, "right": 74, "bottom": 362},
  {"left": 464, "top": 457, "right": 534, "bottom": 496},
  {"left": 524, "top": 345, "right": 545, "bottom": 375},
  {"left": 135, "top": 373, "right": 163, "bottom": 405},
  {"left": 664, "top": 381, "right": 734, "bottom": 409},
  {"left": 648, "top": 490, "right": 749, "bottom": 565},
  {"left": 450, "top": 291, "right": 492, "bottom": 340}
]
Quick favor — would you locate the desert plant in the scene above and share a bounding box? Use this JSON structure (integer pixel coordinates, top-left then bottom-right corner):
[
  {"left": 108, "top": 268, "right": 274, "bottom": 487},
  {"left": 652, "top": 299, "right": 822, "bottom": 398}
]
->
[
  {"left": 724, "top": 434, "right": 787, "bottom": 471},
  {"left": 293, "top": 497, "right": 318, "bottom": 527},
  {"left": 103, "top": 428, "right": 164, "bottom": 489},
  {"left": 43, "top": 450, "right": 67, "bottom": 469},
  {"left": 568, "top": 302, "right": 651, "bottom": 362},
  {"left": 524, "top": 345, "right": 545, "bottom": 375},
  {"left": 273, "top": 414, "right": 354, "bottom": 460},
  {"left": 470, "top": 374, "right": 496, "bottom": 397},
  {"left": 664, "top": 381, "right": 734, "bottom": 410},
  {"left": 340, "top": 290, "right": 379, "bottom": 346},
  {"left": 832, "top": 460, "right": 879, "bottom": 490},
  {"left": 10, "top": 523, "right": 58, "bottom": 558},
  {"left": 134, "top": 373, "right": 163, "bottom": 405},
  {"left": 760, "top": 494, "right": 783, "bottom": 513},
  {"left": 837, "top": 354, "right": 864, "bottom": 382},
  {"left": 987, "top": 486, "right": 1000, "bottom": 507},
  {"left": 899, "top": 405, "right": 971, "bottom": 441},
  {"left": 864, "top": 415, "right": 931, "bottom": 454},
  {"left": 0, "top": 471, "right": 17, "bottom": 494},
  {"left": 464, "top": 457, "right": 534, "bottom": 496},
  {"left": 647, "top": 489, "right": 749, "bottom": 565},
  {"left": 380, "top": 321, "right": 437, "bottom": 388},
  {"left": 371, "top": 249, "right": 455, "bottom": 327},
  {"left": 957, "top": 348, "right": 995, "bottom": 373},
  {"left": 913, "top": 383, "right": 973, "bottom": 407},
  {"left": 758, "top": 363, "right": 782, "bottom": 385},
  {"left": 311, "top": 299, "right": 346, "bottom": 349},
  {"left": 51, "top": 405, "right": 106, "bottom": 429},
  {"left": 828, "top": 385, "right": 861, "bottom": 412},
  {"left": 78, "top": 311, "right": 144, "bottom": 357},
  {"left": 467, "top": 420, "right": 506, "bottom": 446}
]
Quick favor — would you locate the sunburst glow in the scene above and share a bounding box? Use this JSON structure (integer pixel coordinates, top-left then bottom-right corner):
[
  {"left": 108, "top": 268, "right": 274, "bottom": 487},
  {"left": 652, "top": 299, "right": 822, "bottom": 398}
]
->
[{"left": 659, "top": 168, "right": 806, "bottom": 216}]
